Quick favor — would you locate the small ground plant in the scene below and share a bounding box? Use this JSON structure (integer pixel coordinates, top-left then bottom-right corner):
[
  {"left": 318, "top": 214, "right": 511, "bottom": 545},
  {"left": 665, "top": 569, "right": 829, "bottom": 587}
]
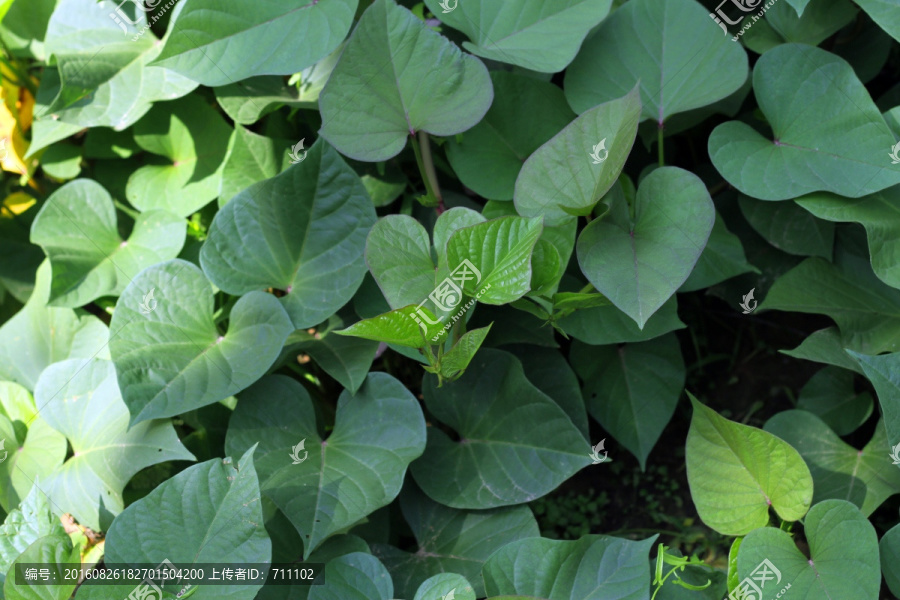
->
[{"left": 0, "top": 0, "right": 899, "bottom": 598}]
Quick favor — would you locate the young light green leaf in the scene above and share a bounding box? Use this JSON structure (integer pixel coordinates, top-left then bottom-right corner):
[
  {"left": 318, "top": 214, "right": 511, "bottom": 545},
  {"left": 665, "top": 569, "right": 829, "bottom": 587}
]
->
[
  {"left": 201, "top": 139, "right": 376, "bottom": 329},
  {"left": 225, "top": 374, "right": 426, "bottom": 559},
  {"left": 437, "top": 324, "right": 491, "bottom": 380},
  {"left": 709, "top": 44, "right": 900, "bottom": 200},
  {"left": 109, "top": 259, "right": 294, "bottom": 425},
  {"left": 35, "top": 358, "right": 195, "bottom": 531},
  {"left": 686, "top": 394, "right": 813, "bottom": 535},
  {"left": 445, "top": 72, "right": 574, "bottom": 201},
  {"left": 0, "top": 261, "right": 109, "bottom": 390},
  {"left": 514, "top": 86, "right": 641, "bottom": 226},
  {"left": 564, "top": 0, "right": 748, "bottom": 123},
  {"left": 336, "top": 305, "right": 442, "bottom": 348},
  {"left": 365, "top": 215, "right": 436, "bottom": 310},
  {"left": 445, "top": 216, "right": 542, "bottom": 304},
  {"left": 106, "top": 447, "right": 271, "bottom": 600},
  {"left": 4, "top": 533, "right": 78, "bottom": 600},
  {"left": 411, "top": 349, "right": 590, "bottom": 508},
  {"left": 0, "top": 484, "right": 67, "bottom": 593},
  {"left": 152, "top": 0, "right": 357, "bottom": 87},
  {"left": 422, "top": 0, "right": 612, "bottom": 73},
  {"left": 482, "top": 534, "right": 657, "bottom": 600},
  {"left": 765, "top": 411, "right": 900, "bottom": 516},
  {"left": 318, "top": 0, "right": 492, "bottom": 162},
  {"left": 577, "top": 167, "right": 714, "bottom": 328},
  {"left": 372, "top": 484, "right": 537, "bottom": 599},
  {"left": 126, "top": 94, "right": 232, "bottom": 217},
  {"left": 737, "top": 500, "right": 879, "bottom": 600},
  {"left": 30, "top": 179, "right": 185, "bottom": 307}
]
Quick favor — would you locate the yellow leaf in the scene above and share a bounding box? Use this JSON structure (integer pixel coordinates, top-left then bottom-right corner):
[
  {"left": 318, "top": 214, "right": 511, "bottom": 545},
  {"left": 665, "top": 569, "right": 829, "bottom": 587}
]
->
[{"left": 1, "top": 190, "right": 36, "bottom": 218}]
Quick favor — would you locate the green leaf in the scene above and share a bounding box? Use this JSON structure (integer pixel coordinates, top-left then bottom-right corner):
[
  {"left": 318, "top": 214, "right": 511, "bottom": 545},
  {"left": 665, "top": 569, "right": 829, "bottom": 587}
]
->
[
  {"left": 4, "top": 533, "right": 78, "bottom": 600},
  {"left": 287, "top": 331, "right": 379, "bottom": 394},
  {"left": 445, "top": 71, "right": 574, "bottom": 201},
  {"left": 796, "top": 366, "right": 872, "bottom": 435},
  {"left": 709, "top": 44, "right": 900, "bottom": 200},
  {"left": 317, "top": 0, "right": 492, "bottom": 162},
  {"left": 761, "top": 257, "right": 900, "bottom": 354},
  {"left": 482, "top": 534, "right": 657, "bottom": 600},
  {"left": 201, "top": 139, "right": 376, "bottom": 328},
  {"left": 880, "top": 522, "right": 900, "bottom": 597},
  {"left": 0, "top": 382, "right": 66, "bottom": 512},
  {"left": 109, "top": 259, "right": 294, "bottom": 425},
  {"left": 372, "top": 484, "right": 538, "bottom": 599},
  {"left": 105, "top": 447, "right": 271, "bottom": 600},
  {"left": 852, "top": 351, "right": 900, "bottom": 454},
  {"left": 365, "top": 215, "right": 436, "bottom": 310},
  {"left": 433, "top": 208, "right": 487, "bottom": 271},
  {"left": 0, "top": 261, "right": 109, "bottom": 390},
  {"left": 685, "top": 393, "right": 813, "bottom": 535},
  {"left": 438, "top": 325, "right": 491, "bottom": 380},
  {"left": 413, "top": 574, "right": 475, "bottom": 600},
  {"left": 307, "top": 553, "right": 392, "bottom": 600},
  {"left": 738, "top": 195, "right": 833, "bottom": 259},
  {"left": 224, "top": 374, "right": 426, "bottom": 558},
  {"left": 796, "top": 187, "right": 900, "bottom": 290},
  {"left": 736, "top": 500, "right": 879, "bottom": 600},
  {"left": 34, "top": 358, "right": 195, "bottom": 530},
  {"left": 30, "top": 179, "right": 185, "bottom": 307},
  {"left": 218, "top": 126, "right": 291, "bottom": 206},
  {"left": 564, "top": 0, "right": 748, "bottom": 123},
  {"left": 577, "top": 167, "right": 715, "bottom": 328},
  {"left": 0, "top": 484, "right": 67, "bottom": 593},
  {"left": 337, "top": 304, "right": 445, "bottom": 348},
  {"left": 514, "top": 86, "right": 641, "bottom": 226},
  {"left": 126, "top": 94, "right": 232, "bottom": 217},
  {"left": 854, "top": 0, "right": 900, "bottom": 43},
  {"left": 152, "top": 0, "right": 357, "bottom": 87},
  {"left": 445, "top": 216, "right": 543, "bottom": 304},
  {"left": 765, "top": 411, "right": 900, "bottom": 516},
  {"left": 411, "top": 349, "right": 590, "bottom": 508},
  {"left": 422, "top": 0, "right": 612, "bottom": 73},
  {"left": 573, "top": 333, "right": 685, "bottom": 470},
  {"left": 781, "top": 327, "right": 864, "bottom": 374},
  {"left": 558, "top": 295, "right": 685, "bottom": 344},
  {"left": 39, "top": 142, "right": 80, "bottom": 180},
  {"left": 679, "top": 211, "right": 757, "bottom": 293},
  {"left": 763, "top": 0, "right": 858, "bottom": 47}
]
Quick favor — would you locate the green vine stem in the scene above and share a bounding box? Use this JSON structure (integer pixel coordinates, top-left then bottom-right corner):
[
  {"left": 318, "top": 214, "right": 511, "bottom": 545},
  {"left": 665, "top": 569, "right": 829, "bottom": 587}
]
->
[{"left": 409, "top": 130, "right": 443, "bottom": 209}]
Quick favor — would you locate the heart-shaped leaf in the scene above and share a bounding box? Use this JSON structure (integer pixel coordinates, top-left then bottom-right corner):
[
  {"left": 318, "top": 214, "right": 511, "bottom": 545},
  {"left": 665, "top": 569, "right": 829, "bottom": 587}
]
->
[
  {"left": 445, "top": 216, "right": 543, "bottom": 305},
  {"left": 738, "top": 195, "right": 834, "bottom": 260},
  {"left": 365, "top": 215, "right": 436, "bottom": 310},
  {"left": 4, "top": 533, "right": 79, "bottom": 600},
  {"left": 852, "top": 350, "right": 900, "bottom": 454},
  {"left": 411, "top": 349, "right": 590, "bottom": 509},
  {"left": 559, "top": 296, "right": 685, "bottom": 345},
  {"left": 573, "top": 333, "right": 685, "bottom": 470},
  {"left": 564, "top": 0, "right": 748, "bottom": 123},
  {"left": 796, "top": 187, "right": 900, "bottom": 290},
  {"left": 318, "top": 0, "right": 492, "bottom": 162},
  {"left": 30, "top": 179, "right": 185, "bottom": 307},
  {"left": 152, "top": 0, "right": 357, "bottom": 87},
  {"left": 685, "top": 393, "right": 813, "bottom": 536},
  {"left": 445, "top": 71, "right": 574, "bottom": 201},
  {"left": 514, "top": 87, "right": 641, "bottom": 226},
  {"left": 218, "top": 126, "right": 292, "bottom": 206},
  {"left": 109, "top": 259, "right": 294, "bottom": 425},
  {"left": 0, "top": 261, "right": 109, "bottom": 390},
  {"left": 372, "top": 484, "right": 538, "bottom": 599},
  {"left": 422, "top": 0, "right": 612, "bottom": 73},
  {"left": 796, "top": 366, "right": 872, "bottom": 435},
  {"left": 709, "top": 44, "right": 900, "bottom": 200},
  {"left": 736, "top": 500, "right": 879, "bottom": 600},
  {"left": 34, "top": 358, "right": 195, "bottom": 530},
  {"left": 482, "top": 534, "right": 657, "bottom": 600},
  {"left": 0, "top": 382, "right": 66, "bottom": 512},
  {"left": 0, "top": 484, "right": 67, "bottom": 593},
  {"left": 200, "top": 139, "right": 376, "bottom": 329},
  {"left": 126, "top": 94, "right": 232, "bottom": 217},
  {"left": 225, "top": 374, "right": 426, "bottom": 558},
  {"left": 765, "top": 410, "right": 900, "bottom": 516},
  {"left": 577, "top": 167, "right": 715, "bottom": 328},
  {"left": 782, "top": 327, "right": 865, "bottom": 374},
  {"left": 284, "top": 330, "right": 378, "bottom": 394},
  {"left": 307, "top": 553, "right": 393, "bottom": 600},
  {"left": 413, "top": 574, "right": 475, "bottom": 600},
  {"left": 854, "top": 0, "right": 900, "bottom": 43},
  {"left": 106, "top": 447, "right": 271, "bottom": 600}
]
